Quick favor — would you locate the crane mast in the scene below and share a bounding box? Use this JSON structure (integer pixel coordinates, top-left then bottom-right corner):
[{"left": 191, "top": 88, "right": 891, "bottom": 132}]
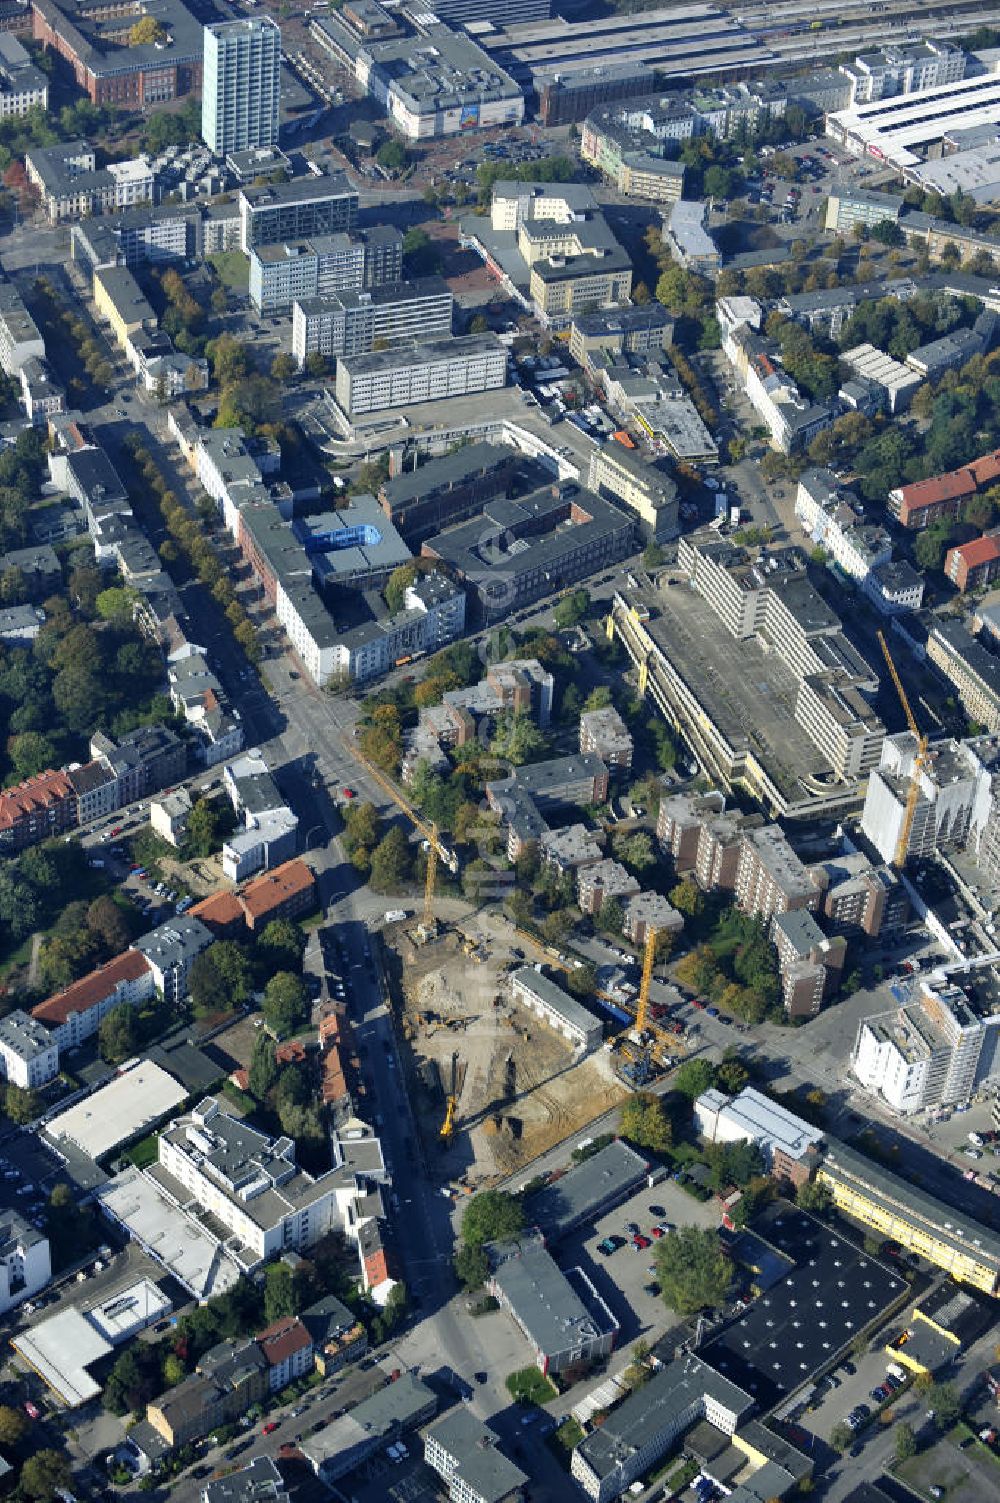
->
[{"left": 877, "top": 630, "right": 929, "bottom": 869}]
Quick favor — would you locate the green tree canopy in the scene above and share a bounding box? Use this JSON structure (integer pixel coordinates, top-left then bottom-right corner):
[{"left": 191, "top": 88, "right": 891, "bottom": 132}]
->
[
  {"left": 369, "top": 825, "right": 413, "bottom": 892},
  {"left": 672, "top": 1058, "right": 717, "bottom": 1100},
  {"left": 461, "top": 1189, "right": 524, "bottom": 1249},
  {"left": 262, "top": 971, "right": 310, "bottom": 1040},
  {"left": 99, "top": 1002, "right": 139, "bottom": 1065},
  {"left": 620, "top": 1091, "right": 673, "bottom": 1152},
  {"left": 248, "top": 1031, "right": 278, "bottom": 1100},
  {"left": 654, "top": 1226, "right": 731, "bottom": 1316}
]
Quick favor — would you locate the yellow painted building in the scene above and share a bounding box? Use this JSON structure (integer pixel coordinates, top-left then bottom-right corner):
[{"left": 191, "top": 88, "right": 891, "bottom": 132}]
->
[
  {"left": 93, "top": 266, "right": 156, "bottom": 352},
  {"left": 817, "top": 1141, "right": 1000, "bottom": 1296}
]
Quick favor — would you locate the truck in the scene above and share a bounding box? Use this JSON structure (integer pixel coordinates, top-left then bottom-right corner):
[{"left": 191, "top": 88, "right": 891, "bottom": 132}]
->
[{"left": 385, "top": 910, "right": 407, "bottom": 923}]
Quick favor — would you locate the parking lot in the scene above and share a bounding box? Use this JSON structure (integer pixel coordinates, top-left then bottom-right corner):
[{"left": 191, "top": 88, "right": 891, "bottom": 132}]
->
[
  {"left": 797, "top": 1343, "right": 915, "bottom": 1444},
  {"left": 557, "top": 1176, "right": 722, "bottom": 1348}
]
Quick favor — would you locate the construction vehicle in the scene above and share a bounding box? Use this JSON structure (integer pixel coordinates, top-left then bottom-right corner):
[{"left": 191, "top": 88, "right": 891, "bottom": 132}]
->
[
  {"left": 877, "top": 631, "right": 929, "bottom": 869},
  {"left": 353, "top": 752, "right": 457, "bottom": 939},
  {"left": 440, "top": 1051, "right": 460, "bottom": 1141}
]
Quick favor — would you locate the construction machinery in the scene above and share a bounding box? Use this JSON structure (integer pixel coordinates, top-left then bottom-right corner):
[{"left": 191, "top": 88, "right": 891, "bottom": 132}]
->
[
  {"left": 440, "top": 1050, "right": 460, "bottom": 1141},
  {"left": 353, "top": 751, "right": 458, "bottom": 939},
  {"left": 877, "top": 630, "right": 929, "bottom": 869}
]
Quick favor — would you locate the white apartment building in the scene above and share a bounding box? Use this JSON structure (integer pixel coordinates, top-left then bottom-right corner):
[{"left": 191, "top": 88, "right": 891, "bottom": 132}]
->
[
  {"left": 860, "top": 732, "right": 999, "bottom": 865},
  {"left": 0, "top": 1212, "right": 50, "bottom": 1317},
  {"left": 0, "top": 281, "right": 45, "bottom": 376},
  {"left": 291, "top": 280, "right": 454, "bottom": 367},
  {"left": 334, "top": 335, "right": 507, "bottom": 420},
  {"left": 158, "top": 1099, "right": 347, "bottom": 1264},
  {"left": 852, "top": 971, "right": 1000, "bottom": 1114},
  {"left": 136, "top": 916, "right": 214, "bottom": 1003},
  {"left": 202, "top": 18, "right": 281, "bottom": 157},
  {"left": 30, "top": 951, "right": 155, "bottom": 1051},
  {"left": 795, "top": 469, "right": 893, "bottom": 581},
  {"left": 0, "top": 36, "right": 47, "bottom": 119},
  {"left": 840, "top": 38, "right": 965, "bottom": 106},
  {"left": 424, "top": 1409, "right": 528, "bottom": 1503},
  {"left": 0, "top": 1009, "right": 58, "bottom": 1090}
]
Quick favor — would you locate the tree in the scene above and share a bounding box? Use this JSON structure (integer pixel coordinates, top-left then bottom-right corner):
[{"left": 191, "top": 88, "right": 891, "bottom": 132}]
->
[
  {"left": 895, "top": 1421, "right": 916, "bottom": 1461},
  {"left": 99, "top": 1003, "right": 139, "bottom": 1065},
  {"left": 376, "top": 139, "right": 409, "bottom": 172},
  {"left": 553, "top": 588, "right": 590, "bottom": 629},
  {"left": 454, "top": 1241, "right": 489, "bottom": 1289},
  {"left": 490, "top": 711, "right": 547, "bottom": 766},
  {"left": 611, "top": 832, "right": 655, "bottom": 873},
  {"left": 256, "top": 918, "right": 305, "bottom": 972},
  {"left": 829, "top": 1423, "right": 854, "bottom": 1453},
  {"left": 262, "top": 971, "right": 310, "bottom": 1039},
  {"left": 461, "top": 1189, "right": 524, "bottom": 1249},
  {"left": 7, "top": 730, "right": 57, "bottom": 780},
  {"left": 304, "top": 352, "right": 329, "bottom": 378},
  {"left": 672, "top": 1058, "right": 716, "bottom": 1100},
  {"left": 597, "top": 896, "right": 625, "bottom": 936},
  {"left": 264, "top": 1262, "right": 296, "bottom": 1322},
  {"left": 369, "top": 825, "right": 413, "bottom": 892},
  {"left": 0, "top": 1405, "right": 26, "bottom": 1447},
  {"left": 95, "top": 585, "right": 138, "bottom": 624},
  {"left": 129, "top": 15, "right": 166, "bottom": 44},
  {"left": 655, "top": 1226, "right": 731, "bottom": 1316},
  {"left": 86, "top": 894, "right": 132, "bottom": 954},
  {"left": 271, "top": 352, "right": 296, "bottom": 381},
  {"left": 620, "top": 1091, "right": 673, "bottom": 1152},
  {"left": 669, "top": 880, "right": 704, "bottom": 918},
  {"left": 20, "top": 1450, "right": 72, "bottom": 1500},
  {"left": 927, "top": 1381, "right": 960, "bottom": 1427},
  {"left": 162, "top": 1353, "right": 186, "bottom": 1386},
  {"left": 4, "top": 1085, "right": 37, "bottom": 1124},
  {"left": 914, "top": 526, "right": 952, "bottom": 573},
  {"left": 188, "top": 947, "right": 230, "bottom": 1017},
  {"left": 248, "top": 1031, "right": 278, "bottom": 1100},
  {"left": 186, "top": 797, "right": 219, "bottom": 857}
]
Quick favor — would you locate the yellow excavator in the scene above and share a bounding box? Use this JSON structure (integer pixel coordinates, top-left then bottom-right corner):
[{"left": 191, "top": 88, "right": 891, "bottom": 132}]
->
[{"left": 440, "top": 1050, "right": 460, "bottom": 1141}]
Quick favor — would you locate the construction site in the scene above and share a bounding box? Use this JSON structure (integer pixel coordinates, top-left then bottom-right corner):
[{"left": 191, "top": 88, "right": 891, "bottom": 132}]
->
[{"left": 383, "top": 924, "right": 628, "bottom": 1185}]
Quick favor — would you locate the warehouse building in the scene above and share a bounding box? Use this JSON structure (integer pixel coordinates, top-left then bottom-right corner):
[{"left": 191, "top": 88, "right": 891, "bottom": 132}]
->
[
  {"left": 510, "top": 965, "right": 603, "bottom": 1052},
  {"left": 488, "top": 1238, "right": 618, "bottom": 1376},
  {"left": 527, "top": 1140, "right": 651, "bottom": 1241},
  {"left": 704, "top": 1202, "right": 907, "bottom": 1408},
  {"left": 827, "top": 74, "right": 1000, "bottom": 169}
]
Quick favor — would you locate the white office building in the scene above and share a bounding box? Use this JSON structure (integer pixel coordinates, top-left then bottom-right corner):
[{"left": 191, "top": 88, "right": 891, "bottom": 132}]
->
[
  {"left": 202, "top": 18, "right": 281, "bottom": 157},
  {"left": 0, "top": 1009, "right": 59, "bottom": 1089},
  {"left": 852, "top": 970, "right": 1000, "bottom": 1115},
  {"left": 860, "top": 732, "right": 1000, "bottom": 866},
  {"left": 0, "top": 1212, "right": 50, "bottom": 1317}
]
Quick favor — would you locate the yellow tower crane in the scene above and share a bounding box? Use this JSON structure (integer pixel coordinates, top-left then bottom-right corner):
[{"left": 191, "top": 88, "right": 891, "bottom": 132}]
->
[
  {"left": 635, "top": 924, "right": 657, "bottom": 1036},
  {"left": 424, "top": 824, "right": 439, "bottom": 934},
  {"left": 877, "top": 630, "right": 929, "bottom": 869}
]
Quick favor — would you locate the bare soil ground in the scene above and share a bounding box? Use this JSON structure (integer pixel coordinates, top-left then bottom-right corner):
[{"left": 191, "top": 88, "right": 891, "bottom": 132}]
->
[{"left": 386, "top": 926, "right": 624, "bottom": 1188}]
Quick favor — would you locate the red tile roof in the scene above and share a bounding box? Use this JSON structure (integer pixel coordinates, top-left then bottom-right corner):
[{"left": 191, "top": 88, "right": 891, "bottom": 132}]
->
[
  {"left": 950, "top": 535, "right": 1000, "bottom": 570},
  {"left": 189, "top": 890, "right": 244, "bottom": 933},
  {"left": 31, "top": 950, "right": 151, "bottom": 1027},
  {"left": 239, "top": 860, "right": 316, "bottom": 922},
  {"left": 896, "top": 470, "right": 975, "bottom": 511},
  {"left": 256, "top": 1317, "right": 312, "bottom": 1366},
  {"left": 0, "top": 770, "right": 75, "bottom": 830}
]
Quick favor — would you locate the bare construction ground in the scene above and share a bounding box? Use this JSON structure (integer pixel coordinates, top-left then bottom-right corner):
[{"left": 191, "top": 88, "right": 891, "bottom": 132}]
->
[{"left": 386, "top": 927, "right": 625, "bottom": 1186}]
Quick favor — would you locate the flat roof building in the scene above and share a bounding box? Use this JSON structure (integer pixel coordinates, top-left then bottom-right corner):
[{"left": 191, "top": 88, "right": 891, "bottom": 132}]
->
[
  {"left": 300, "top": 1373, "right": 436, "bottom": 1481},
  {"left": 335, "top": 335, "right": 507, "bottom": 419},
  {"left": 424, "top": 1407, "right": 528, "bottom": 1503},
  {"left": 695, "top": 1087, "right": 821, "bottom": 1185},
  {"left": 46, "top": 1060, "right": 186, "bottom": 1161},
  {"left": 818, "top": 1137, "right": 1000, "bottom": 1294},
  {"left": 527, "top": 1140, "right": 651, "bottom": 1241},
  {"left": 488, "top": 1238, "right": 618, "bottom": 1376},
  {"left": 510, "top": 965, "right": 603, "bottom": 1053},
  {"left": 571, "top": 1352, "right": 754, "bottom": 1503}
]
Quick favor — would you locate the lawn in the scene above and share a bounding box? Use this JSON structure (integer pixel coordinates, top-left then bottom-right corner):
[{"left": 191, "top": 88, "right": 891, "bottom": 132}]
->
[
  {"left": 506, "top": 1366, "right": 557, "bottom": 1406},
  {"left": 124, "top": 1132, "right": 159, "bottom": 1169},
  {"left": 210, "top": 251, "right": 250, "bottom": 292}
]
